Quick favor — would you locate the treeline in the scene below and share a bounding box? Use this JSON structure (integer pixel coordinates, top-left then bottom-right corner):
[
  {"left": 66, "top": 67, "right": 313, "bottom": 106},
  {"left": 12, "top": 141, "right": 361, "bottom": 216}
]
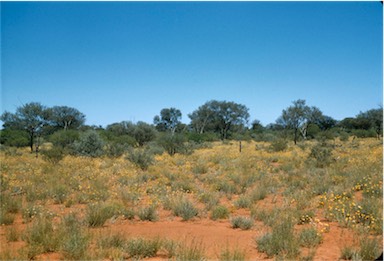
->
[{"left": 0, "top": 100, "right": 382, "bottom": 158}]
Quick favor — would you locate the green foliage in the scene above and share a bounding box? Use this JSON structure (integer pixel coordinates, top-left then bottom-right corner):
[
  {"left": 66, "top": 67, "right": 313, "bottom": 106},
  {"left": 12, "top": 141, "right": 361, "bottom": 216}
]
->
[
  {"left": 0, "top": 129, "right": 29, "bottom": 147},
  {"left": 85, "top": 203, "right": 116, "bottom": 227},
  {"left": 340, "top": 246, "right": 358, "bottom": 260},
  {"left": 48, "top": 129, "right": 80, "bottom": 149},
  {"left": 124, "top": 237, "right": 162, "bottom": 258},
  {"left": 41, "top": 146, "right": 65, "bottom": 164},
  {"left": 269, "top": 138, "right": 288, "bottom": 152},
  {"left": 156, "top": 133, "right": 186, "bottom": 156},
  {"left": 234, "top": 195, "right": 252, "bottom": 209},
  {"left": 230, "top": 216, "right": 254, "bottom": 230},
  {"left": 105, "top": 141, "right": 127, "bottom": 158},
  {"left": 73, "top": 130, "right": 105, "bottom": 157},
  {"left": 126, "top": 148, "right": 154, "bottom": 170},
  {"left": 211, "top": 205, "right": 229, "bottom": 220},
  {"left": 98, "top": 232, "right": 126, "bottom": 249}
]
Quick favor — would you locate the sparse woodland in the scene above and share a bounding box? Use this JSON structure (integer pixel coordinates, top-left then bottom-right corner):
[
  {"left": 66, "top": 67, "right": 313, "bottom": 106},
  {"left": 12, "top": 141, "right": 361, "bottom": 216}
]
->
[{"left": 0, "top": 99, "right": 382, "bottom": 260}]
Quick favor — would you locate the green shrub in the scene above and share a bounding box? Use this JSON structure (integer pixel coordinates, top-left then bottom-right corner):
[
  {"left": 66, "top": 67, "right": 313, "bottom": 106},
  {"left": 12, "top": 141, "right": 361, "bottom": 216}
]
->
[
  {"left": 234, "top": 195, "right": 252, "bottom": 209},
  {"left": 211, "top": 205, "right": 229, "bottom": 220},
  {"left": 172, "top": 198, "right": 199, "bottom": 221},
  {"left": 98, "top": 232, "right": 126, "bottom": 249},
  {"left": 340, "top": 246, "right": 358, "bottom": 260},
  {"left": 73, "top": 130, "right": 104, "bottom": 157},
  {"left": 41, "top": 147, "right": 65, "bottom": 164},
  {"left": 269, "top": 139, "right": 288, "bottom": 152},
  {"left": 230, "top": 216, "right": 254, "bottom": 230},
  {"left": 126, "top": 148, "right": 154, "bottom": 170},
  {"left": 105, "top": 142, "right": 127, "bottom": 158}
]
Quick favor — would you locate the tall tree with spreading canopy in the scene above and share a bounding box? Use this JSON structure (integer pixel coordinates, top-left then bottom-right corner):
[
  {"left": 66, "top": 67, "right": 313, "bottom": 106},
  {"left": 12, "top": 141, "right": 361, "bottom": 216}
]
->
[
  {"left": 189, "top": 100, "right": 250, "bottom": 140},
  {"left": 357, "top": 107, "right": 383, "bottom": 139},
  {"left": 1, "top": 102, "right": 49, "bottom": 152},
  {"left": 276, "top": 99, "right": 326, "bottom": 144},
  {"left": 46, "top": 106, "right": 86, "bottom": 131},
  {"left": 153, "top": 108, "right": 182, "bottom": 135}
]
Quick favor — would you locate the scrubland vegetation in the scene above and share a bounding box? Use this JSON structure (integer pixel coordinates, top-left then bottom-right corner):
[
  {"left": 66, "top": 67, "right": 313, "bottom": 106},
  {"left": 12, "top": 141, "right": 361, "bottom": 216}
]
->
[
  {"left": 0, "top": 100, "right": 382, "bottom": 260},
  {"left": 0, "top": 136, "right": 382, "bottom": 260}
]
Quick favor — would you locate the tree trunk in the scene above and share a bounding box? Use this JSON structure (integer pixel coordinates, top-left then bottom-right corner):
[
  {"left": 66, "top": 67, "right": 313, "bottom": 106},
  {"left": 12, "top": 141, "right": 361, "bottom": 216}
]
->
[
  {"left": 294, "top": 128, "right": 298, "bottom": 145},
  {"left": 29, "top": 132, "right": 34, "bottom": 153}
]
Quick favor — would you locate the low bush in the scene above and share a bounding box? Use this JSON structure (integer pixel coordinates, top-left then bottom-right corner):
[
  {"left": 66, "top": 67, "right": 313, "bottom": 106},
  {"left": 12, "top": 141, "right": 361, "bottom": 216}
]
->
[
  {"left": 124, "top": 237, "right": 162, "bottom": 258},
  {"left": 298, "top": 227, "right": 322, "bottom": 247},
  {"left": 269, "top": 138, "right": 288, "bottom": 152},
  {"left": 230, "top": 216, "right": 254, "bottom": 230},
  {"left": 172, "top": 198, "right": 199, "bottom": 221},
  {"left": 41, "top": 147, "right": 65, "bottom": 164},
  {"left": 211, "top": 205, "right": 229, "bottom": 220},
  {"left": 126, "top": 148, "right": 154, "bottom": 170},
  {"left": 138, "top": 205, "right": 158, "bottom": 221},
  {"left": 86, "top": 203, "right": 116, "bottom": 227}
]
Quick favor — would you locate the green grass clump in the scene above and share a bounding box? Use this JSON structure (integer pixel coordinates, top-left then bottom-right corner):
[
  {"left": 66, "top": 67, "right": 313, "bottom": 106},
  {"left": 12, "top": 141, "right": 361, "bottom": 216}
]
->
[
  {"left": 124, "top": 237, "right": 162, "bottom": 258},
  {"left": 234, "top": 195, "right": 252, "bottom": 209},
  {"left": 138, "top": 205, "right": 158, "bottom": 221},
  {"left": 211, "top": 205, "right": 229, "bottom": 220},
  {"left": 230, "top": 216, "right": 254, "bottom": 230},
  {"left": 340, "top": 246, "right": 358, "bottom": 260},
  {"left": 220, "top": 246, "right": 246, "bottom": 261},
  {"left": 256, "top": 216, "right": 299, "bottom": 259},
  {"left": 175, "top": 239, "right": 206, "bottom": 261},
  {"left": 298, "top": 227, "right": 322, "bottom": 247},
  {"left": 85, "top": 202, "right": 118, "bottom": 227},
  {"left": 59, "top": 213, "right": 90, "bottom": 260},
  {"left": 359, "top": 237, "right": 381, "bottom": 261},
  {"left": 172, "top": 198, "right": 199, "bottom": 221}
]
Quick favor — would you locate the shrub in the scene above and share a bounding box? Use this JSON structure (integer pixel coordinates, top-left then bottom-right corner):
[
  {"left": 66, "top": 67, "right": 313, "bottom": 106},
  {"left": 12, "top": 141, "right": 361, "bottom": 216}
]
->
[
  {"left": 230, "top": 216, "right": 254, "bottom": 230},
  {"left": 308, "top": 142, "right": 333, "bottom": 168},
  {"left": 6, "top": 226, "right": 19, "bottom": 242},
  {"left": 211, "top": 205, "right": 229, "bottom": 220},
  {"left": 98, "top": 232, "right": 126, "bottom": 249},
  {"left": 49, "top": 129, "right": 79, "bottom": 149},
  {"left": 41, "top": 146, "right": 65, "bottom": 164},
  {"left": 138, "top": 205, "right": 158, "bottom": 221},
  {"left": 234, "top": 195, "right": 252, "bottom": 209},
  {"left": 126, "top": 148, "right": 154, "bottom": 170},
  {"left": 298, "top": 227, "right": 322, "bottom": 247},
  {"left": 86, "top": 203, "right": 116, "bottom": 227},
  {"left": 172, "top": 198, "right": 199, "bottom": 221},
  {"left": 105, "top": 142, "right": 127, "bottom": 158},
  {"left": 340, "top": 246, "right": 358, "bottom": 260},
  {"left": 269, "top": 138, "right": 288, "bottom": 152},
  {"left": 73, "top": 130, "right": 104, "bottom": 157}
]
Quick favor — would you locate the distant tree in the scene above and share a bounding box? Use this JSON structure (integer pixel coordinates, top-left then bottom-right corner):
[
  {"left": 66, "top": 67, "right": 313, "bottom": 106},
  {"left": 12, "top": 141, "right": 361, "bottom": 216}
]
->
[
  {"left": 188, "top": 100, "right": 250, "bottom": 140},
  {"left": 133, "top": 121, "right": 157, "bottom": 146},
  {"left": 276, "top": 99, "right": 310, "bottom": 144},
  {"left": 1, "top": 102, "right": 49, "bottom": 152},
  {"left": 153, "top": 108, "right": 182, "bottom": 135},
  {"left": 46, "top": 106, "right": 85, "bottom": 131},
  {"left": 251, "top": 119, "right": 264, "bottom": 131},
  {"left": 357, "top": 107, "right": 383, "bottom": 139}
]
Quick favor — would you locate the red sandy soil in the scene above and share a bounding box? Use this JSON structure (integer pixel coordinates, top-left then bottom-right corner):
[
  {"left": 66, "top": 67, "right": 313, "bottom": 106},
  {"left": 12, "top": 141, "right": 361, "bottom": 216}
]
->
[{"left": 0, "top": 192, "right": 381, "bottom": 260}]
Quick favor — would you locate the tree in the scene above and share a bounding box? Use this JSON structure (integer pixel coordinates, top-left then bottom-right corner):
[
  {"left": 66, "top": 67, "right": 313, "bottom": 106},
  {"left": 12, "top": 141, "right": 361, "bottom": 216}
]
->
[
  {"left": 1, "top": 102, "right": 49, "bottom": 152},
  {"left": 188, "top": 100, "right": 250, "bottom": 140},
  {"left": 46, "top": 106, "right": 85, "bottom": 131},
  {"left": 133, "top": 121, "right": 157, "bottom": 146},
  {"left": 276, "top": 100, "right": 326, "bottom": 144},
  {"left": 153, "top": 108, "right": 182, "bottom": 135},
  {"left": 73, "top": 130, "right": 104, "bottom": 157},
  {"left": 357, "top": 107, "right": 383, "bottom": 139},
  {"left": 276, "top": 100, "right": 307, "bottom": 144}
]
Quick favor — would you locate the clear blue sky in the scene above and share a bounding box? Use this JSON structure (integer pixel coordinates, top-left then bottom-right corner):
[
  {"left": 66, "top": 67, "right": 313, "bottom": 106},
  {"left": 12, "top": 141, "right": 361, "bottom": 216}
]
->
[{"left": 1, "top": 1, "right": 382, "bottom": 127}]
